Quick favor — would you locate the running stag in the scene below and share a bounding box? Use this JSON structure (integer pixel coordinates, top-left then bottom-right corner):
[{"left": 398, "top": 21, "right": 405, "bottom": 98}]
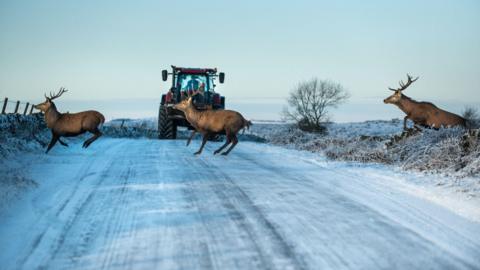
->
[
  {"left": 174, "top": 96, "right": 251, "bottom": 155},
  {"left": 34, "top": 88, "right": 105, "bottom": 153},
  {"left": 384, "top": 74, "right": 466, "bottom": 130}
]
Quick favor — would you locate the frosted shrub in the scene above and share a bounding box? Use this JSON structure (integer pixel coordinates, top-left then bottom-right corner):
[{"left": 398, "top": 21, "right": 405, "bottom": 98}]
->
[
  {"left": 251, "top": 121, "right": 479, "bottom": 178},
  {"left": 0, "top": 114, "right": 50, "bottom": 156}
]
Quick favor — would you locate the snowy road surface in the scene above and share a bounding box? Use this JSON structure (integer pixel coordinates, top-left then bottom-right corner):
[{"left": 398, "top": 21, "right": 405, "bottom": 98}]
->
[{"left": 1, "top": 138, "right": 479, "bottom": 270}]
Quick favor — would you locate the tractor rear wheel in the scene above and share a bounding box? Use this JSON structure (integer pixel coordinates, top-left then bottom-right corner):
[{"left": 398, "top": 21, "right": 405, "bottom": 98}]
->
[{"left": 158, "top": 105, "right": 177, "bottom": 139}]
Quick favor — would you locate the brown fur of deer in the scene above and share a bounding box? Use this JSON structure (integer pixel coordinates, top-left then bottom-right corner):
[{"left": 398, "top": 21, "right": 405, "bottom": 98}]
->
[
  {"left": 34, "top": 88, "right": 105, "bottom": 153},
  {"left": 384, "top": 74, "right": 466, "bottom": 130},
  {"left": 174, "top": 96, "right": 251, "bottom": 155}
]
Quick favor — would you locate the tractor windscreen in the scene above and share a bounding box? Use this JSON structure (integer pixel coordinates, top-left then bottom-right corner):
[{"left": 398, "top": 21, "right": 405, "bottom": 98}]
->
[{"left": 176, "top": 74, "right": 213, "bottom": 92}]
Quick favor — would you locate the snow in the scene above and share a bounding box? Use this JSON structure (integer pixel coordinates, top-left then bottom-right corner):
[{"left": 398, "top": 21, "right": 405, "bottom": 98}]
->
[
  {"left": 1, "top": 115, "right": 480, "bottom": 269},
  {"left": 246, "top": 120, "right": 480, "bottom": 217},
  {"left": 0, "top": 138, "right": 479, "bottom": 269}
]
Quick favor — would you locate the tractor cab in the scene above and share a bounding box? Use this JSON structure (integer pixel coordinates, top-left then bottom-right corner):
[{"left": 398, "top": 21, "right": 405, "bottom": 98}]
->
[{"left": 158, "top": 65, "right": 226, "bottom": 139}]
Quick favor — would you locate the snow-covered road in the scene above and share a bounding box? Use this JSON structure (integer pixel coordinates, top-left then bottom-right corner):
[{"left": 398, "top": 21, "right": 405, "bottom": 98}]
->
[{"left": 1, "top": 138, "right": 479, "bottom": 270}]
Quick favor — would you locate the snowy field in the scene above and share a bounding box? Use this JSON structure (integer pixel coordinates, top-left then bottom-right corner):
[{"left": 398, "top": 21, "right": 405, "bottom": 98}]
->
[{"left": 1, "top": 115, "right": 480, "bottom": 269}]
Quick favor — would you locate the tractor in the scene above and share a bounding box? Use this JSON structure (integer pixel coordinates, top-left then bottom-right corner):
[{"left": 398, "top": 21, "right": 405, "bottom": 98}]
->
[{"left": 158, "top": 65, "right": 225, "bottom": 139}]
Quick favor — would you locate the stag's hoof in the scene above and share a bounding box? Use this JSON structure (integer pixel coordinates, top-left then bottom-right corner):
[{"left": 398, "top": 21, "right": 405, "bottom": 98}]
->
[
  {"left": 213, "top": 150, "right": 220, "bottom": 155},
  {"left": 194, "top": 151, "right": 202, "bottom": 155},
  {"left": 221, "top": 152, "right": 229, "bottom": 156}
]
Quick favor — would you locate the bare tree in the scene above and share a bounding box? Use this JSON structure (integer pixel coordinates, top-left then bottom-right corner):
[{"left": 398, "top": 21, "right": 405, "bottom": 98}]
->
[{"left": 283, "top": 78, "right": 349, "bottom": 132}]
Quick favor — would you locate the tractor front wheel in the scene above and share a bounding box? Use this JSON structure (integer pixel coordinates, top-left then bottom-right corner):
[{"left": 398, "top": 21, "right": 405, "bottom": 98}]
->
[{"left": 158, "top": 105, "right": 177, "bottom": 139}]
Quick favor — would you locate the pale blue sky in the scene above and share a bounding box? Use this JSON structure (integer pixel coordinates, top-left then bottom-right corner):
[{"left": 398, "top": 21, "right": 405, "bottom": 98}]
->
[{"left": 1, "top": 0, "right": 479, "bottom": 121}]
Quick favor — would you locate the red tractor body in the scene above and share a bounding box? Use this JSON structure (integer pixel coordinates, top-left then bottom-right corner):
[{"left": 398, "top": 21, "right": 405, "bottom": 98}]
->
[{"left": 158, "top": 65, "right": 225, "bottom": 139}]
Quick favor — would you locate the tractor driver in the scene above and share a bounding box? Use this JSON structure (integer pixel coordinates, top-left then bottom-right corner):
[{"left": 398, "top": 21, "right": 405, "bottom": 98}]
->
[
  {"left": 178, "top": 75, "right": 198, "bottom": 100},
  {"left": 186, "top": 75, "right": 200, "bottom": 92}
]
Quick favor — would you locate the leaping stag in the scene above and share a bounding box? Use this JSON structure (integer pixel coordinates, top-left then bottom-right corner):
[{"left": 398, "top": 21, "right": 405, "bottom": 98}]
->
[
  {"left": 173, "top": 92, "right": 251, "bottom": 156},
  {"left": 384, "top": 74, "right": 466, "bottom": 130},
  {"left": 34, "top": 88, "right": 105, "bottom": 153}
]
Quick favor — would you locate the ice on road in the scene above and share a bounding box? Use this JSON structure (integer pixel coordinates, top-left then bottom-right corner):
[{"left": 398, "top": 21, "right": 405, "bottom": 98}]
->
[{"left": 0, "top": 138, "right": 479, "bottom": 270}]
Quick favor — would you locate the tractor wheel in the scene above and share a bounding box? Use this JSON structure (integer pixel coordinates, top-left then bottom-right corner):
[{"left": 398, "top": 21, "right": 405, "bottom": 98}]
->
[{"left": 158, "top": 105, "right": 177, "bottom": 139}]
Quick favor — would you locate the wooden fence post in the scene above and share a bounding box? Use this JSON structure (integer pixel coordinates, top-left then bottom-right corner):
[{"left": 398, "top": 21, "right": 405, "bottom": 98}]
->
[
  {"left": 23, "top": 102, "right": 29, "bottom": 115},
  {"left": 1, "top": 97, "right": 7, "bottom": 114},
  {"left": 14, "top": 101, "right": 20, "bottom": 114},
  {"left": 30, "top": 106, "right": 34, "bottom": 114}
]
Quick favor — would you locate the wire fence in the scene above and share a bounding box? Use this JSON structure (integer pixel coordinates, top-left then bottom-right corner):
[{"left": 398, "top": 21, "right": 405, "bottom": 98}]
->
[{"left": 1, "top": 97, "right": 38, "bottom": 115}]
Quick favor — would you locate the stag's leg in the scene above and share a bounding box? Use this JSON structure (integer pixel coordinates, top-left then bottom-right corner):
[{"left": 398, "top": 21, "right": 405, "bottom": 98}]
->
[
  {"left": 46, "top": 135, "right": 59, "bottom": 153},
  {"left": 83, "top": 129, "right": 102, "bottom": 148},
  {"left": 58, "top": 138, "right": 69, "bottom": 147},
  {"left": 194, "top": 134, "right": 208, "bottom": 155},
  {"left": 403, "top": 116, "right": 409, "bottom": 130},
  {"left": 214, "top": 134, "right": 232, "bottom": 155},
  {"left": 221, "top": 134, "right": 238, "bottom": 156},
  {"left": 186, "top": 130, "right": 196, "bottom": 146}
]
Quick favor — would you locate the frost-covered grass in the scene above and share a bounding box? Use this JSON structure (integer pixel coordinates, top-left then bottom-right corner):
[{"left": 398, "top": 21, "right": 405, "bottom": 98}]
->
[
  {"left": 103, "top": 118, "right": 193, "bottom": 139},
  {"left": 104, "top": 118, "right": 266, "bottom": 142},
  {"left": 390, "top": 128, "right": 480, "bottom": 177},
  {"left": 249, "top": 120, "right": 480, "bottom": 179},
  {"left": 0, "top": 114, "right": 48, "bottom": 210},
  {"left": 0, "top": 113, "right": 50, "bottom": 156},
  {"left": 103, "top": 118, "right": 158, "bottom": 139}
]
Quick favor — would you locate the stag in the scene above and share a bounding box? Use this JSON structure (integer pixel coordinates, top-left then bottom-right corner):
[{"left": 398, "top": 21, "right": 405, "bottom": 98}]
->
[
  {"left": 384, "top": 74, "right": 466, "bottom": 130},
  {"left": 34, "top": 88, "right": 105, "bottom": 153},
  {"left": 174, "top": 96, "right": 251, "bottom": 155}
]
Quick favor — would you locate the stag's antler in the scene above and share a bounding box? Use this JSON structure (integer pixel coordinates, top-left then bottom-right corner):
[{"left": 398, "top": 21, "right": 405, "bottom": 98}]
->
[
  {"left": 47, "top": 87, "right": 68, "bottom": 100},
  {"left": 388, "top": 74, "right": 419, "bottom": 92}
]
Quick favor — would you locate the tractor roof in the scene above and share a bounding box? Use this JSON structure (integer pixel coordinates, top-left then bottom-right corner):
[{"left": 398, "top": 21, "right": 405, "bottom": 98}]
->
[{"left": 172, "top": 65, "right": 217, "bottom": 75}]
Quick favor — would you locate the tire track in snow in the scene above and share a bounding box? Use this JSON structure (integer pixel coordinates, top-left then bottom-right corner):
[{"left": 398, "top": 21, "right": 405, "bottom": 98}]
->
[
  {"left": 99, "top": 163, "right": 135, "bottom": 270},
  {"left": 176, "top": 182, "right": 217, "bottom": 269},
  {"left": 58, "top": 162, "right": 133, "bottom": 269},
  {"left": 18, "top": 165, "right": 99, "bottom": 268},
  {"left": 156, "top": 147, "right": 219, "bottom": 270},
  {"left": 190, "top": 156, "right": 309, "bottom": 270},
  {"left": 40, "top": 159, "right": 123, "bottom": 268},
  {"left": 17, "top": 163, "right": 103, "bottom": 268},
  {"left": 157, "top": 144, "right": 273, "bottom": 269},
  {"left": 17, "top": 140, "right": 127, "bottom": 269}
]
